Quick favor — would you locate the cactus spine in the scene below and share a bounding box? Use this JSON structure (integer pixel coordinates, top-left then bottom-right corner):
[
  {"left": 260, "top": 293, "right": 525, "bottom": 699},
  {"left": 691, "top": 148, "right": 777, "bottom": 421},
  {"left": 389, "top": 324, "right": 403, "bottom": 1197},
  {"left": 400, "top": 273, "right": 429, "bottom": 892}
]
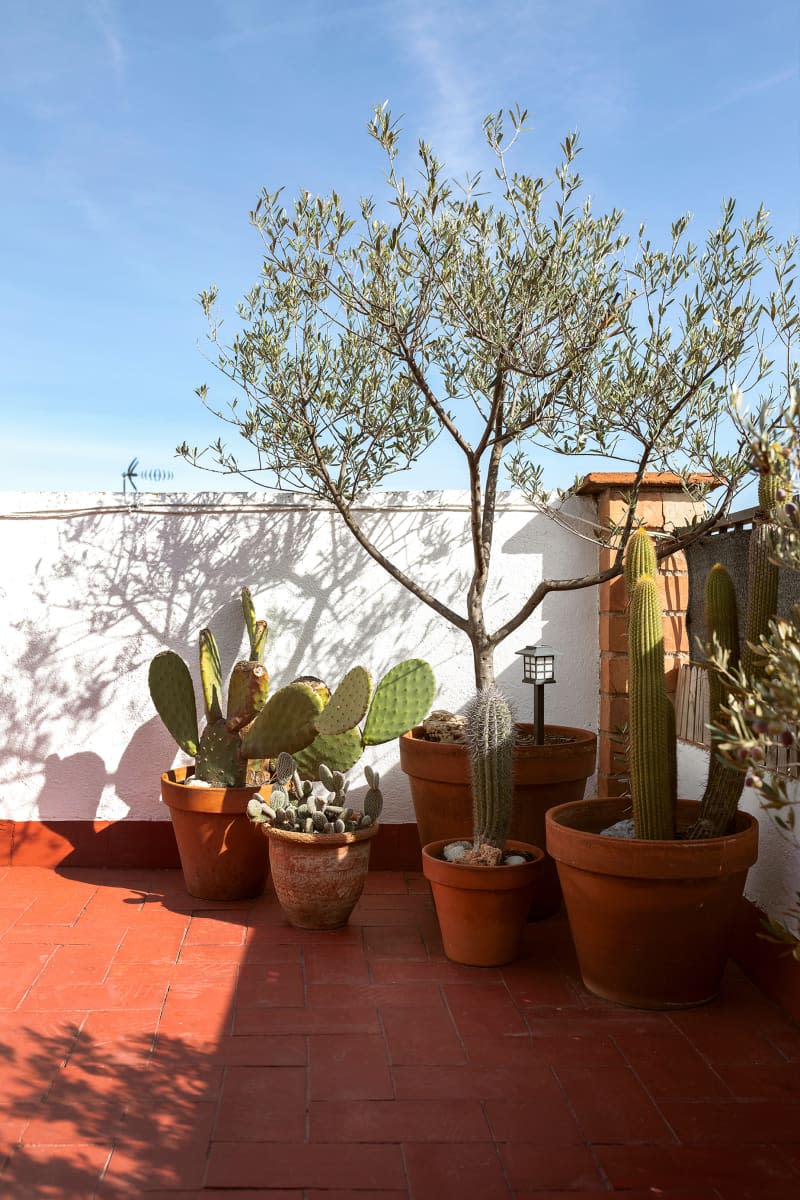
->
[{"left": 464, "top": 685, "right": 514, "bottom": 851}]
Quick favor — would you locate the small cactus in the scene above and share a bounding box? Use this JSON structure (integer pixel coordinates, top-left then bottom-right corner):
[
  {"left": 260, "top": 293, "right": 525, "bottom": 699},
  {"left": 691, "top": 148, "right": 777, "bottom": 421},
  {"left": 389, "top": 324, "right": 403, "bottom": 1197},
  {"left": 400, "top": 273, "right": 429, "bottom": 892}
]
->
[
  {"left": 462, "top": 685, "right": 514, "bottom": 858},
  {"left": 246, "top": 757, "right": 383, "bottom": 834}
]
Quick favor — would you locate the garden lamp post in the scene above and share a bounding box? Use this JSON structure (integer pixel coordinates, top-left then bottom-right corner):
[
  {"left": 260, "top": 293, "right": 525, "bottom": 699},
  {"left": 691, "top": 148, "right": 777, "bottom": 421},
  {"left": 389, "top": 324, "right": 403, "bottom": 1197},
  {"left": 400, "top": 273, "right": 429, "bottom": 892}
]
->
[{"left": 516, "top": 644, "right": 557, "bottom": 745}]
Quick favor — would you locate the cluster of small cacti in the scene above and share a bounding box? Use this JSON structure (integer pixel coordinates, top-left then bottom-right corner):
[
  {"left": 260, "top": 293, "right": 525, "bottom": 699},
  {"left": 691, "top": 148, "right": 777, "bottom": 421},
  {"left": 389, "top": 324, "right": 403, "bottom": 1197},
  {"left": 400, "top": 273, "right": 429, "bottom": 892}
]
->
[
  {"left": 624, "top": 457, "right": 783, "bottom": 840},
  {"left": 246, "top": 753, "right": 383, "bottom": 834},
  {"left": 149, "top": 587, "right": 436, "bottom": 789}
]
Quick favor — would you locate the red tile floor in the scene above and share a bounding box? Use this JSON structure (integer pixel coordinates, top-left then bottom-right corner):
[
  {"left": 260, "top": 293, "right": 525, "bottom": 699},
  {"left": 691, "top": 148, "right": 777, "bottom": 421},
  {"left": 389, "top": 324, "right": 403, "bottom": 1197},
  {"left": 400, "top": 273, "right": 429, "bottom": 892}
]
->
[{"left": 1, "top": 866, "right": 799, "bottom": 1199}]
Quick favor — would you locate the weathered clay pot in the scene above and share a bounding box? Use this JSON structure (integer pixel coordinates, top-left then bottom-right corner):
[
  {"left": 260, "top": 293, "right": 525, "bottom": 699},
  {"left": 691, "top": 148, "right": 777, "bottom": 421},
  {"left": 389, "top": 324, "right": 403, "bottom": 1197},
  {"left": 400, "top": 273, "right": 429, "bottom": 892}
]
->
[
  {"left": 265, "top": 822, "right": 380, "bottom": 930},
  {"left": 546, "top": 797, "right": 759, "bottom": 1009},
  {"left": 422, "top": 838, "right": 544, "bottom": 966},
  {"left": 400, "top": 724, "right": 596, "bottom": 918},
  {"left": 160, "top": 767, "right": 271, "bottom": 902}
]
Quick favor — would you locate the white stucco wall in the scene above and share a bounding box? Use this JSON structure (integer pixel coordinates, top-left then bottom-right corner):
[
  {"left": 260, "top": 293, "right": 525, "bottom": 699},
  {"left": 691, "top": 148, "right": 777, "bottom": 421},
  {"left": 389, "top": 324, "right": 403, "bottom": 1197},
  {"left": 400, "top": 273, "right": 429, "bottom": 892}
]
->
[
  {"left": 0, "top": 490, "right": 599, "bottom": 826},
  {"left": 678, "top": 741, "right": 800, "bottom": 926}
]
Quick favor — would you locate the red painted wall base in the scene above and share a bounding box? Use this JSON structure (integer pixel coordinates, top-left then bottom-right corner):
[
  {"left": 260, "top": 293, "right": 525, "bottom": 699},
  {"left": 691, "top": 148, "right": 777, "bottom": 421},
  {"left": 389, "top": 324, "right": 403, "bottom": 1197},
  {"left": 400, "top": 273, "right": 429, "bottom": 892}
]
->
[{"left": 0, "top": 819, "right": 424, "bottom": 872}]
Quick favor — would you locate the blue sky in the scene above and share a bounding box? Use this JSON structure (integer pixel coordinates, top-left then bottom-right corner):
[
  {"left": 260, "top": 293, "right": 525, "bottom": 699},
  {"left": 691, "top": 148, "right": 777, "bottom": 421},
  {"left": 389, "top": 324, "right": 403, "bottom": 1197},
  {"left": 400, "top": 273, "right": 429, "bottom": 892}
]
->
[{"left": 1, "top": 0, "right": 797, "bottom": 494}]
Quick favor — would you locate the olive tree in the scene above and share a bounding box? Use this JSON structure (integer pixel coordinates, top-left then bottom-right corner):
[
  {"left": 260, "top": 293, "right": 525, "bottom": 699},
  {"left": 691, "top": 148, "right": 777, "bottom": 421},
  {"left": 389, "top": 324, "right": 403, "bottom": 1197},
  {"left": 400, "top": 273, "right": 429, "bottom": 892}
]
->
[{"left": 180, "top": 105, "right": 796, "bottom": 688}]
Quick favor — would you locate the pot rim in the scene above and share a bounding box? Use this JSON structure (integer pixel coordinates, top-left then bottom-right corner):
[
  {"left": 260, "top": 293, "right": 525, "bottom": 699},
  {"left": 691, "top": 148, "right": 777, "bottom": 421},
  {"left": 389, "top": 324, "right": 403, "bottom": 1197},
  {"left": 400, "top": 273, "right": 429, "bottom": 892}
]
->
[
  {"left": 545, "top": 797, "right": 758, "bottom": 880},
  {"left": 160, "top": 767, "right": 269, "bottom": 814},
  {"left": 403, "top": 723, "right": 596, "bottom": 749},
  {"left": 263, "top": 821, "right": 381, "bottom": 849},
  {"left": 421, "top": 838, "right": 544, "bottom": 890}
]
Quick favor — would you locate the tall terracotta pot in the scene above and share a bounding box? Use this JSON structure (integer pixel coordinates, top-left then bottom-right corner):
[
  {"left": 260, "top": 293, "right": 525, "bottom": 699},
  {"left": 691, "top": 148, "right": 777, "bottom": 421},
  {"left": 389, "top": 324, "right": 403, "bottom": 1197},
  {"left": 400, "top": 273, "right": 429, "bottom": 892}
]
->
[
  {"left": 265, "top": 822, "right": 380, "bottom": 930},
  {"left": 160, "top": 767, "right": 270, "bottom": 902},
  {"left": 422, "top": 839, "right": 544, "bottom": 966},
  {"left": 546, "top": 797, "right": 759, "bottom": 1009},
  {"left": 400, "top": 723, "right": 596, "bottom": 918}
]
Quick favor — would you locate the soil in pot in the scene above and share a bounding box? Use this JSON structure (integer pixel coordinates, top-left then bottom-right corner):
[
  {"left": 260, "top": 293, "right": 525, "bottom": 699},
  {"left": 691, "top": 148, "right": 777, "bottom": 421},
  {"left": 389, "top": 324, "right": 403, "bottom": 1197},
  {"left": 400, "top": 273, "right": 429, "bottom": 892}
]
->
[
  {"left": 546, "top": 797, "right": 759, "bottom": 1009},
  {"left": 266, "top": 822, "right": 380, "bottom": 930},
  {"left": 400, "top": 723, "right": 596, "bottom": 919},
  {"left": 160, "top": 767, "right": 270, "bottom": 902},
  {"left": 422, "top": 838, "right": 544, "bottom": 966}
]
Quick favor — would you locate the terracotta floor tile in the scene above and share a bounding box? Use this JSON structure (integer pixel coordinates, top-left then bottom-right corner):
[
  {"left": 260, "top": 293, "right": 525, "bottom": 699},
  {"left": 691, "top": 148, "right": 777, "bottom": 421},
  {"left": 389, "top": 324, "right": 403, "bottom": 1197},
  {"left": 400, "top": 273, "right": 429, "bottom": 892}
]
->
[
  {"left": 304, "top": 943, "right": 370, "bottom": 983},
  {"left": 0, "top": 1142, "right": 112, "bottom": 1196},
  {"left": 362, "top": 924, "right": 428, "bottom": 958},
  {"left": 308, "top": 1033, "right": 393, "bottom": 1100},
  {"left": 183, "top": 909, "right": 249, "bottom": 944},
  {"left": 381, "top": 1002, "right": 466, "bottom": 1065},
  {"left": 555, "top": 1063, "right": 677, "bottom": 1144},
  {"left": 498, "top": 1142, "right": 605, "bottom": 1191},
  {"left": 612, "top": 1031, "right": 732, "bottom": 1100},
  {"left": 595, "top": 1143, "right": 800, "bottom": 1190},
  {"left": 404, "top": 1140, "right": 511, "bottom": 1199},
  {"left": 213, "top": 1065, "right": 306, "bottom": 1141},
  {"left": 370, "top": 958, "right": 504, "bottom": 983},
  {"left": 206, "top": 1141, "right": 407, "bottom": 1190},
  {"left": 235, "top": 961, "right": 305, "bottom": 1008},
  {"left": 308, "top": 980, "right": 443, "bottom": 1008},
  {"left": 443, "top": 982, "right": 528, "bottom": 1038},
  {"left": 659, "top": 1099, "right": 800, "bottom": 1144},
  {"left": 1, "top": 867, "right": 797, "bottom": 1199},
  {"left": 464, "top": 1031, "right": 625, "bottom": 1067},
  {"left": 310, "top": 1097, "right": 492, "bottom": 1142},
  {"left": 393, "top": 1063, "right": 558, "bottom": 1103}
]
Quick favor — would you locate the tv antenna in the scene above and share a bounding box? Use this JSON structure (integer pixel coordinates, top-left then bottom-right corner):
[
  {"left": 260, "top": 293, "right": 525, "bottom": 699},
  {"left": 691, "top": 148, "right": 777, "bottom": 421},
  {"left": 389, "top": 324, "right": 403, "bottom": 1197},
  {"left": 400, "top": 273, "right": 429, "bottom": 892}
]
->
[{"left": 121, "top": 458, "right": 174, "bottom": 494}]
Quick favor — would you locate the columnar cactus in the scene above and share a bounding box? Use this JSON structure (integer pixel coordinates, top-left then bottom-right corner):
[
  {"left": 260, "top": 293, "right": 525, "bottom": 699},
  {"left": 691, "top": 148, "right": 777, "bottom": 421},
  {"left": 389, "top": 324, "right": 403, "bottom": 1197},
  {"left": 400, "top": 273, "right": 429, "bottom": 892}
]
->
[
  {"left": 464, "top": 685, "right": 515, "bottom": 854},
  {"left": 624, "top": 479, "right": 781, "bottom": 840},
  {"left": 149, "top": 586, "right": 435, "bottom": 789},
  {"left": 246, "top": 756, "right": 383, "bottom": 835}
]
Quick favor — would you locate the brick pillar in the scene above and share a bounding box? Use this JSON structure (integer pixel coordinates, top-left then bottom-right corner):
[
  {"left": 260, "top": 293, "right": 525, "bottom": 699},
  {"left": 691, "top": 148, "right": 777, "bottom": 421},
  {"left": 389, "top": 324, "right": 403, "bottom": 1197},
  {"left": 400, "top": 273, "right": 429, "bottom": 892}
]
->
[{"left": 577, "top": 473, "right": 714, "bottom": 799}]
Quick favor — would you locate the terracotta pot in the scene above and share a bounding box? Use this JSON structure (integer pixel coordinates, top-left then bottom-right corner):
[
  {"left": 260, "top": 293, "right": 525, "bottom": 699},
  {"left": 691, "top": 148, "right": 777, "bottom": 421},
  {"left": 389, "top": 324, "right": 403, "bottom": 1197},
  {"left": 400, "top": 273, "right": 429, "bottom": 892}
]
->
[
  {"left": 265, "top": 822, "right": 380, "bottom": 930},
  {"left": 400, "top": 724, "right": 596, "bottom": 918},
  {"left": 546, "top": 797, "right": 759, "bottom": 1009},
  {"left": 160, "top": 768, "right": 270, "bottom": 902},
  {"left": 422, "top": 838, "right": 544, "bottom": 966}
]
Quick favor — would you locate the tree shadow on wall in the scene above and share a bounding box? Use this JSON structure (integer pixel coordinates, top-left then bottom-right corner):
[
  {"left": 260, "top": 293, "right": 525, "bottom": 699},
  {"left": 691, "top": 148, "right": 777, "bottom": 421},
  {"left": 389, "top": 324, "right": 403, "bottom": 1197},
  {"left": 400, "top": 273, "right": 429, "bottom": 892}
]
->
[{"left": 5, "top": 494, "right": 459, "bottom": 848}]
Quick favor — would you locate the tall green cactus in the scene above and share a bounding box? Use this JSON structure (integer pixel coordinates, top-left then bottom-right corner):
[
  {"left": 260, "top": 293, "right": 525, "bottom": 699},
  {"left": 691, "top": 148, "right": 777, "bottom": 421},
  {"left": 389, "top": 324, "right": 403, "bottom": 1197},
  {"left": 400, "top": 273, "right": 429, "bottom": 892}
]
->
[
  {"left": 464, "top": 685, "right": 514, "bottom": 850},
  {"left": 149, "top": 586, "right": 436, "bottom": 789},
  {"left": 689, "top": 471, "right": 782, "bottom": 836},
  {"left": 627, "top": 574, "right": 676, "bottom": 839},
  {"left": 624, "top": 490, "right": 780, "bottom": 840}
]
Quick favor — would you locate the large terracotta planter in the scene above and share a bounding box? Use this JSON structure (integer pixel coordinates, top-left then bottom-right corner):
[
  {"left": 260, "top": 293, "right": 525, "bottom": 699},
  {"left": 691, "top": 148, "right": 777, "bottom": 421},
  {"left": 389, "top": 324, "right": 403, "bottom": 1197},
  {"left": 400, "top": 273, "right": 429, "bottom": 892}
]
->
[
  {"left": 400, "top": 724, "right": 596, "bottom": 918},
  {"left": 546, "top": 797, "right": 759, "bottom": 1009},
  {"left": 422, "top": 838, "right": 544, "bottom": 966},
  {"left": 160, "top": 768, "right": 270, "bottom": 901},
  {"left": 265, "top": 822, "right": 380, "bottom": 930}
]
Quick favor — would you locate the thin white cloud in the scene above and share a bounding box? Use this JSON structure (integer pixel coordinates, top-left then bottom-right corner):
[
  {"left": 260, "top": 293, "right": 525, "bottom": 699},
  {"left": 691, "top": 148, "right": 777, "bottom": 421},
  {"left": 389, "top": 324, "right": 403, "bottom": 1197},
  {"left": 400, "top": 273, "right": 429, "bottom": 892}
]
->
[
  {"left": 85, "top": 0, "right": 126, "bottom": 84},
  {"left": 663, "top": 66, "right": 799, "bottom": 133}
]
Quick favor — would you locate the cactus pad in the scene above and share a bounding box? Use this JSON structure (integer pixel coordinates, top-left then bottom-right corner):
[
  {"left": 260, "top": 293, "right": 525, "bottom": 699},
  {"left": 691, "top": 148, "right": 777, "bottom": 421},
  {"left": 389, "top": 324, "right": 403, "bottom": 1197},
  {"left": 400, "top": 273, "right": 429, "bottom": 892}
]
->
[
  {"left": 293, "top": 728, "right": 364, "bottom": 777},
  {"left": 317, "top": 666, "right": 372, "bottom": 735},
  {"left": 196, "top": 718, "right": 245, "bottom": 786},
  {"left": 199, "top": 627, "right": 224, "bottom": 722},
  {"left": 226, "top": 661, "right": 270, "bottom": 732},
  {"left": 240, "top": 683, "right": 324, "bottom": 758},
  {"left": 362, "top": 659, "right": 436, "bottom": 745},
  {"left": 148, "top": 651, "right": 199, "bottom": 757}
]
